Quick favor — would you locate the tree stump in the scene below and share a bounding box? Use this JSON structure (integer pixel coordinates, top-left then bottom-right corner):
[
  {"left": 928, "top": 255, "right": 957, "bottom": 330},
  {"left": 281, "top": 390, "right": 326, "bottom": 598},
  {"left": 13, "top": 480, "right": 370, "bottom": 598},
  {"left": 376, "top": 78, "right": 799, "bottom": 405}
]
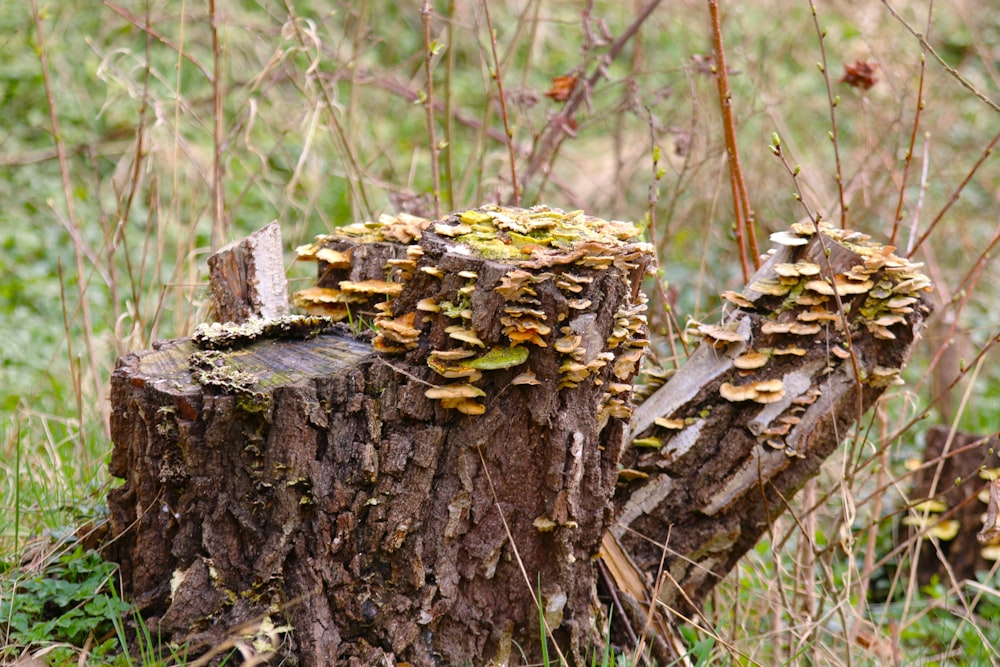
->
[{"left": 107, "top": 206, "right": 655, "bottom": 665}]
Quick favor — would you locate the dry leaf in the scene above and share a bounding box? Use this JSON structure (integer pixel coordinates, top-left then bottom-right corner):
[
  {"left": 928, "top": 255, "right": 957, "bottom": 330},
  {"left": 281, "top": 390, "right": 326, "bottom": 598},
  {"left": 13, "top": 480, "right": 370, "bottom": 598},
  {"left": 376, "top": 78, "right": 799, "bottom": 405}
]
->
[
  {"left": 840, "top": 60, "right": 878, "bottom": 90},
  {"left": 544, "top": 75, "right": 578, "bottom": 102}
]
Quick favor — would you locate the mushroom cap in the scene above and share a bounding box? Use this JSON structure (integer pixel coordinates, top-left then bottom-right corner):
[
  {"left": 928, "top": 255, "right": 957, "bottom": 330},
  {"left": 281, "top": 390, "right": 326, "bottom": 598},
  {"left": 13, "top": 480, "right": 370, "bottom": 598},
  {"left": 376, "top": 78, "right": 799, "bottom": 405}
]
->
[
  {"left": 720, "top": 382, "right": 759, "bottom": 402},
  {"left": 618, "top": 468, "right": 650, "bottom": 481},
  {"left": 752, "top": 388, "right": 787, "bottom": 404},
  {"left": 748, "top": 279, "right": 792, "bottom": 296},
  {"left": 753, "top": 378, "right": 784, "bottom": 393},
  {"left": 769, "top": 230, "right": 810, "bottom": 246},
  {"left": 339, "top": 280, "right": 404, "bottom": 296},
  {"left": 425, "top": 383, "right": 486, "bottom": 400},
  {"left": 445, "top": 326, "right": 486, "bottom": 347},
  {"left": 446, "top": 398, "right": 487, "bottom": 415},
  {"left": 761, "top": 321, "right": 793, "bottom": 335},
  {"left": 429, "top": 348, "right": 477, "bottom": 361},
  {"left": 466, "top": 346, "right": 530, "bottom": 370},
  {"left": 789, "top": 322, "right": 822, "bottom": 336},
  {"left": 316, "top": 247, "right": 352, "bottom": 268},
  {"left": 697, "top": 323, "right": 749, "bottom": 344},
  {"left": 512, "top": 370, "right": 542, "bottom": 386},
  {"left": 294, "top": 286, "right": 367, "bottom": 305},
  {"left": 720, "top": 290, "right": 755, "bottom": 308},
  {"left": 554, "top": 335, "right": 583, "bottom": 354},
  {"left": 734, "top": 350, "right": 769, "bottom": 370},
  {"left": 378, "top": 312, "right": 420, "bottom": 340},
  {"left": 831, "top": 345, "right": 852, "bottom": 360},
  {"left": 416, "top": 298, "right": 440, "bottom": 312},
  {"left": 773, "top": 346, "right": 807, "bottom": 356}
]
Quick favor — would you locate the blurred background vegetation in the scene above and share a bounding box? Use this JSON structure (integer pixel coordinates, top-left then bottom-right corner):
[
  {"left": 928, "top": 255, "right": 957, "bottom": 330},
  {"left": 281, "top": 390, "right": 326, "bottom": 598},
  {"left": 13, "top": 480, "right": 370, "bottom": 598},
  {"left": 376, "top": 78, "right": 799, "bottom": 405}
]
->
[{"left": 3, "top": 0, "right": 1000, "bottom": 664}]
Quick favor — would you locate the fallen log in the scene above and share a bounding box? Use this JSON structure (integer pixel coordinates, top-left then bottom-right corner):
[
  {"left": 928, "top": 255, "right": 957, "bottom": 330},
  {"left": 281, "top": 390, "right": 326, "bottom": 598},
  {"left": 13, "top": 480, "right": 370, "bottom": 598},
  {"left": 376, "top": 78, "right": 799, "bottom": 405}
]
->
[
  {"left": 607, "top": 223, "right": 930, "bottom": 645},
  {"left": 106, "top": 213, "right": 931, "bottom": 665}
]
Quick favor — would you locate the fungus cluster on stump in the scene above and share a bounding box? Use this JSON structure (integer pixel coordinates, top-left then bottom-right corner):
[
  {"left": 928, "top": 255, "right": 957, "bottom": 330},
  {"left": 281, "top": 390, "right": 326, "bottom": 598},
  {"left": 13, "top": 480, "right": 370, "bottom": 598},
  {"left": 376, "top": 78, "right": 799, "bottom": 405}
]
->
[{"left": 294, "top": 205, "right": 654, "bottom": 426}]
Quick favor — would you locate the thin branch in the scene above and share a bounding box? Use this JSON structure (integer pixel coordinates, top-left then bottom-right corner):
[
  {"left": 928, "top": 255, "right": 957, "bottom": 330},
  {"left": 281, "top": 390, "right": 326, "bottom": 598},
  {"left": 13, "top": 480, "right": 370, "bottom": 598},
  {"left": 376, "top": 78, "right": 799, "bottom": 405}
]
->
[
  {"left": 354, "top": 72, "right": 509, "bottom": 145},
  {"left": 890, "top": 45, "right": 928, "bottom": 246},
  {"left": 881, "top": 0, "right": 1000, "bottom": 114},
  {"left": 906, "top": 125, "right": 1000, "bottom": 257},
  {"left": 209, "top": 0, "right": 226, "bottom": 250},
  {"left": 808, "top": 0, "right": 847, "bottom": 229},
  {"left": 283, "top": 1, "right": 375, "bottom": 221},
  {"left": 442, "top": 0, "right": 457, "bottom": 211},
  {"left": 481, "top": 0, "right": 520, "bottom": 205},
  {"left": 521, "top": 0, "right": 664, "bottom": 188},
  {"left": 421, "top": 2, "right": 442, "bottom": 218},
  {"left": 30, "top": 0, "right": 107, "bottom": 438},
  {"left": 707, "top": 0, "right": 759, "bottom": 280},
  {"left": 103, "top": 0, "right": 211, "bottom": 79},
  {"left": 905, "top": 134, "right": 930, "bottom": 257}
]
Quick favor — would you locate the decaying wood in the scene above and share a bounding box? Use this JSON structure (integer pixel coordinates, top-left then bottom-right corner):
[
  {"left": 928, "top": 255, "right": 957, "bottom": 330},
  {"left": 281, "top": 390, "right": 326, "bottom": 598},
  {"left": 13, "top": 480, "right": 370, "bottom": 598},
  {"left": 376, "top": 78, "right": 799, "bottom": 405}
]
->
[
  {"left": 108, "top": 206, "right": 654, "bottom": 666},
  {"left": 207, "top": 220, "right": 289, "bottom": 323},
  {"left": 605, "top": 223, "right": 931, "bottom": 645},
  {"left": 901, "top": 425, "right": 1000, "bottom": 586},
  {"left": 107, "top": 213, "right": 932, "bottom": 666}
]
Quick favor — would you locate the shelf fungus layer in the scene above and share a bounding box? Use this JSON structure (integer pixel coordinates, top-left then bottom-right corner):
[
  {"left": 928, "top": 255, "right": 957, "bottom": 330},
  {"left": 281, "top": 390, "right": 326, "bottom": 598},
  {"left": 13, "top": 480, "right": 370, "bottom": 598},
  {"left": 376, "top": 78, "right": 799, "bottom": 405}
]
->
[
  {"left": 615, "top": 221, "right": 931, "bottom": 614},
  {"left": 295, "top": 205, "right": 655, "bottom": 421}
]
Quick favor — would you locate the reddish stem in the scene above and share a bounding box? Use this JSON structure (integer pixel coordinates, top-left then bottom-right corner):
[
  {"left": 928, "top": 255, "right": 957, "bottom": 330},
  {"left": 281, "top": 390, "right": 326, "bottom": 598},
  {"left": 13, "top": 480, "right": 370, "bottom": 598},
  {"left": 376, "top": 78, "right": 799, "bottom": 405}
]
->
[{"left": 707, "top": 0, "right": 759, "bottom": 280}]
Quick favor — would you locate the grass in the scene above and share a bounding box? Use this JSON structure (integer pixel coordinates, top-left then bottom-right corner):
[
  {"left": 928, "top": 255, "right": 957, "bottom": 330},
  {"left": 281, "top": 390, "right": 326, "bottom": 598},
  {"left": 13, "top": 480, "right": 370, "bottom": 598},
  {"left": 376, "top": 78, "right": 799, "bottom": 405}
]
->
[{"left": 3, "top": 0, "right": 1000, "bottom": 664}]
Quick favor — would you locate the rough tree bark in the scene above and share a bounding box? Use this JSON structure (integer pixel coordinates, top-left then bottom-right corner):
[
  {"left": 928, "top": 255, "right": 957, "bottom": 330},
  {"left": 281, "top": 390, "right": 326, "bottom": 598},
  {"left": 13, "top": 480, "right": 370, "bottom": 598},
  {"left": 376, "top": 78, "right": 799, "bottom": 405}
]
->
[
  {"left": 108, "top": 206, "right": 654, "bottom": 665},
  {"left": 107, "top": 213, "right": 931, "bottom": 665}
]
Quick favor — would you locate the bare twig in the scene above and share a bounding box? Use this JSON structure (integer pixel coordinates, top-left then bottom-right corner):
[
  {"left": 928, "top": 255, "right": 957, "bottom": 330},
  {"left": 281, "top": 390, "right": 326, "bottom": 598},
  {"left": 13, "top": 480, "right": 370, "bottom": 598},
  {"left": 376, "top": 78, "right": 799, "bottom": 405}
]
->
[
  {"left": 521, "top": 0, "right": 664, "bottom": 189},
  {"left": 807, "top": 0, "right": 847, "bottom": 229},
  {"left": 102, "top": 0, "right": 211, "bottom": 78},
  {"left": 209, "top": 0, "right": 227, "bottom": 250},
  {"left": 30, "top": 0, "right": 106, "bottom": 439},
  {"left": 641, "top": 107, "right": 687, "bottom": 365},
  {"left": 442, "top": 0, "right": 457, "bottom": 211},
  {"left": 358, "top": 72, "right": 510, "bottom": 144},
  {"left": 283, "top": 1, "right": 375, "bottom": 221},
  {"left": 481, "top": 1, "right": 520, "bottom": 205},
  {"left": 707, "top": 0, "right": 759, "bottom": 281},
  {"left": 905, "top": 134, "right": 931, "bottom": 257},
  {"left": 890, "top": 49, "right": 928, "bottom": 246},
  {"left": 881, "top": 0, "right": 1000, "bottom": 114},
  {"left": 906, "top": 125, "right": 1000, "bottom": 257},
  {"left": 421, "top": 2, "right": 442, "bottom": 218}
]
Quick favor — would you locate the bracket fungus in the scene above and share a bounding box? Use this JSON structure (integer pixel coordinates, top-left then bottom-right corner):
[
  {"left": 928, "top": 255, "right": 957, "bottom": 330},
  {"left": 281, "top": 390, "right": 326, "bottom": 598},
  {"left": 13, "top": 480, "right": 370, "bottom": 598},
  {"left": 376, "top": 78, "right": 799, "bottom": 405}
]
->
[
  {"left": 296, "top": 204, "right": 654, "bottom": 416},
  {"left": 629, "top": 219, "right": 930, "bottom": 465}
]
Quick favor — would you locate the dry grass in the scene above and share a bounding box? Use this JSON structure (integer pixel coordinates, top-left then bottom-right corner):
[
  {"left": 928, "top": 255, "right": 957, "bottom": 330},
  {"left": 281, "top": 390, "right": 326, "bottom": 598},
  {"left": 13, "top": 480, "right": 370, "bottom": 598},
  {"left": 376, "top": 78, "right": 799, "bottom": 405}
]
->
[{"left": 4, "top": 0, "right": 1000, "bottom": 664}]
